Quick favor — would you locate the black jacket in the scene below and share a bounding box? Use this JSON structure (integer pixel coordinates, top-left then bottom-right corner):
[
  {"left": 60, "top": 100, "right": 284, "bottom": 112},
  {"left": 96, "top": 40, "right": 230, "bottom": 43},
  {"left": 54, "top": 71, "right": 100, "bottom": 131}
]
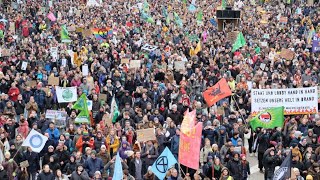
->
[
  {"left": 227, "top": 159, "right": 242, "bottom": 180},
  {"left": 23, "top": 151, "right": 40, "bottom": 173},
  {"left": 37, "top": 171, "right": 55, "bottom": 180},
  {"left": 14, "top": 100, "right": 25, "bottom": 115},
  {"left": 263, "top": 154, "right": 281, "bottom": 178}
]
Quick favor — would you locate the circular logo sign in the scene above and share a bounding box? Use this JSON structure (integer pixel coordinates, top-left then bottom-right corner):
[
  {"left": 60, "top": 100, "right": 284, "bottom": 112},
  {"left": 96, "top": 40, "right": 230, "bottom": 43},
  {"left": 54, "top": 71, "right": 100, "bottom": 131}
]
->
[
  {"left": 29, "top": 134, "right": 43, "bottom": 148},
  {"left": 62, "top": 89, "right": 73, "bottom": 101},
  {"left": 259, "top": 112, "right": 272, "bottom": 123},
  {"left": 155, "top": 156, "right": 168, "bottom": 173}
]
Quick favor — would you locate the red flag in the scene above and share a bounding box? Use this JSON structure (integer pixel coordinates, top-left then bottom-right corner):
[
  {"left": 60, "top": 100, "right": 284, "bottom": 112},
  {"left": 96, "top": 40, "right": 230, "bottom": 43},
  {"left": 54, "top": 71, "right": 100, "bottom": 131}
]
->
[
  {"left": 203, "top": 78, "right": 232, "bottom": 107},
  {"left": 178, "top": 122, "right": 203, "bottom": 170},
  {"left": 181, "top": 109, "right": 196, "bottom": 135}
]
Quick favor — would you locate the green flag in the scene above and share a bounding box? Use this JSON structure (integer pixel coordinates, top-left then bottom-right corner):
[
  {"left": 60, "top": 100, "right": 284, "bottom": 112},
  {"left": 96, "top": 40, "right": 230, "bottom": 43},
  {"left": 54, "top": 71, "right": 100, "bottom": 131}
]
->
[
  {"left": 182, "top": 0, "right": 187, "bottom": 4},
  {"left": 197, "top": 10, "right": 203, "bottom": 25},
  {"left": 231, "top": 32, "right": 246, "bottom": 52},
  {"left": 221, "top": 0, "right": 226, "bottom": 10},
  {"left": 174, "top": 12, "right": 183, "bottom": 28},
  {"left": 73, "top": 94, "right": 90, "bottom": 124},
  {"left": 143, "top": 0, "right": 149, "bottom": 12},
  {"left": 72, "top": 94, "right": 86, "bottom": 111},
  {"left": 60, "top": 25, "right": 71, "bottom": 43},
  {"left": 110, "top": 96, "right": 119, "bottom": 123},
  {"left": 250, "top": 107, "right": 284, "bottom": 130}
]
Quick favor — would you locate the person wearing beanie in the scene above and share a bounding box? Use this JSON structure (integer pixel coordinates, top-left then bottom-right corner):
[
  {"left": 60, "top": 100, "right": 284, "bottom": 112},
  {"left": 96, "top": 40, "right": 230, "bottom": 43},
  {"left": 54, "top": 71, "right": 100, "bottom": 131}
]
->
[
  {"left": 93, "top": 131, "right": 106, "bottom": 153},
  {"left": 84, "top": 150, "right": 104, "bottom": 178},
  {"left": 263, "top": 148, "right": 281, "bottom": 180},
  {"left": 220, "top": 167, "right": 234, "bottom": 180},
  {"left": 76, "top": 131, "right": 94, "bottom": 154},
  {"left": 306, "top": 175, "right": 313, "bottom": 180},
  {"left": 70, "top": 163, "right": 90, "bottom": 180},
  {"left": 239, "top": 154, "right": 250, "bottom": 179},
  {"left": 307, "top": 163, "right": 320, "bottom": 179},
  {"left": 96, "top": 144, "right": 111, "bottom": 179}
]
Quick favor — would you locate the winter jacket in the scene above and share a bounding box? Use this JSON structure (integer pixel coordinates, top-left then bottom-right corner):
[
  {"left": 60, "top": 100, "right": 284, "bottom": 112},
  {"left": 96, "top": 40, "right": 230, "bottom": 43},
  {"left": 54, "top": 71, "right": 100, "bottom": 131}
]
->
[
  {"left": 8, "top": 87, "right": 20, "bottom": 102},
  {"left": 45, "top": 127, "right": 60, "bottom": 144},
  {"left": 141, "top": 144, "right": 159, "bottom": 167},
  {"left": 257, "top": 133, "right": 270, "bottom": 153},
  {"left": 200, "top": 145, "right": 213, "bottom": 164},
  {"left": 75, "top": 136, "right": 95, "bottom": 154},
  {"left": 263, "top": 154, "right": 281, "bottom": 179},
  {"left": 70, "top": 170, "right": 90, "bottom": 180},
  {"left": 94, "top": 137, "right": 106, "bottom": 153},
  {"left": 227, "top": 159, "right": 242, "bottom": 180},
  {"left": 170, "top": 134, "right": 180, "bottom": 157},
  {"left": 105, "top": 160, "right": 129, "bottom": 178},
  {"left": 2, "top": 159, "right": 18, "bottom": 180},
  {"left": 23, "top": 151, "right": 40, "bottom": 173},
  {"left": 0, "top": 169, "right": 8, "bottom": 180},
  {"left": 14, "top": 100, "right": 25, "bottom": 115},
  {"left": 34, "top": 89, "right": 46, "bottom": 108},
  {"left": 84, "top": 157, "right": 104, "bottom": 177},
  {"left": 105, "top": 135, "right": 120, "bottom": 154}
]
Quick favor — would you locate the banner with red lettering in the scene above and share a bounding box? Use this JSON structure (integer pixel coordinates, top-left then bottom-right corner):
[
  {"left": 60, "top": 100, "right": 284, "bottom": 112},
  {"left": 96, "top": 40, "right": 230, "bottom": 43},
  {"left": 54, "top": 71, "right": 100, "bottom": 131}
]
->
[{"left": 178, "top": 122, "right": 203, "bottom": 170}]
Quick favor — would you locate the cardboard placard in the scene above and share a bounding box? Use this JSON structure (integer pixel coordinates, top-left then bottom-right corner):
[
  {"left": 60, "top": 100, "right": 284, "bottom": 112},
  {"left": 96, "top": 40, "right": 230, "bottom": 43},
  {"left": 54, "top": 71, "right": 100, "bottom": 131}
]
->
[
  {"left": 99, "top": 93, "right": 107, "bottom": 102},
  {"left": 103, "top": 114, "right": 112, "bottom": 127},
  {"left": 48, "top": 76, "right": 60, "bottom": 86},
  {"left": 82, "top": 29, "right": 92, "bottom": 37},
  {"left": 9, "top": 22, "right": 15, "bottom": 32},
  {"left": 129, "top": 60, "right": 141, "bottom": 69},
  {"left": 76, "top": 27, "right": 84, "bottom": 33},
  {"left": 26, "top": 80, "right": 37, "bottom": 88},
  {"left": 280, "top": 49, "right": 295, "bottom": 60},
  {"left": 136, "top": 128, "right": 156, "bottom": 142},
  {"left": 279, "top": 16, "right": 288, "bottom": 24},
  {"left": 2, "top": 49, "right": 10, "bottom": 57},
  {"left": 20, "top": 160, "right": 29, "bottom": 168},
  {"left": 121, "top": 58, "right": 130, "bottom": 64},
  {"left": 174, "top": 61, "right": 185, "bottom": 71}
]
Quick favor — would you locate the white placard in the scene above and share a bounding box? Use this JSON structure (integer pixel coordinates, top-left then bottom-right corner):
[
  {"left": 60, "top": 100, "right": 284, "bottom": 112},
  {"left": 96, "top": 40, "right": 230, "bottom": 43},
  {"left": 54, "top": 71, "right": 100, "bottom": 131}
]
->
[
  {"left": 82, "top": 64, "right": 89, "bottom": 76},
  {"left": 142, "top": 44, "right": 158, "bottom": 51},
  {"left": 251, "top": 87, "right": 318, "bottom": 115},
  {"left": 50, "top": 47, "right": 58, "bottom": 61},
  {"left": 21, "top": 61, "right": 28, "bottom": 70},
  {"left": 45, "top": 110, "right": 68, "bottom": 120},
  {"left": 56, "top": 86, "right": 78, "bottom": 103}
]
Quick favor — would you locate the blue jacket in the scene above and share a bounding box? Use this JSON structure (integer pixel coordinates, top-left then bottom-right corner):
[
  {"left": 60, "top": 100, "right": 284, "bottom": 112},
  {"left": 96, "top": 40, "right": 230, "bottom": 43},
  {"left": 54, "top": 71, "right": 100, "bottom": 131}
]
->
[
  {"left": 45, "top": 128, "right": 60, "bottom": 144},
  {"left": 170, "top": 134, "right": 180, "bottom": 156},
  {"left": 84, "top": 157, "right": 104, "bottom": 177},
  {"left": 34, "top": 89, "right": 46, "bottom": 107}
]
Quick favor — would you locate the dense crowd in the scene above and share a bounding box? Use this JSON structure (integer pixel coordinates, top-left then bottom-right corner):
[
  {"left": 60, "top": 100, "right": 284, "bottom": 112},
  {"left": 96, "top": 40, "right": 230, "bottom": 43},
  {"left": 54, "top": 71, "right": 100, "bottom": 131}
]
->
[{"left": 0, "top": 0, "right": 320, "bottom": 180}]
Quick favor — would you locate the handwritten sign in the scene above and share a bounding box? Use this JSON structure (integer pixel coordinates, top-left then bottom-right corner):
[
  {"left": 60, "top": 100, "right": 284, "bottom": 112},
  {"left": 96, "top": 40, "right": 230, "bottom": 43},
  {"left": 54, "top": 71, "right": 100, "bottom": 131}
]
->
[
  {"left": 136, "top": 128, "right": 156, "bottom": 142},
  {"left": 174, "top": 61, "right": 185, "bottom": 71},
  {"left": 280, "top": 49, "right": 295, "bottom": 60},
  {"left": 48, "top": 76, "right": 60, "bottom": 86},
  {"left": 121, "top": 58, "right": 130, "bottom": 64},
  {"left": 129, "top": 60, "right": 141, "bottom": 69},
  {"left": 279, "top": 17, "right": 288, "bottom": 24}
]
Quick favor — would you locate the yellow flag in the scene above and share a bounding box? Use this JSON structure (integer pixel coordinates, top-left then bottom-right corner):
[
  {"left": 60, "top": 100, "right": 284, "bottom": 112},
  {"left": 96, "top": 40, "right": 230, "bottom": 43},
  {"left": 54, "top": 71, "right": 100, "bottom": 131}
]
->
[{"left": 194, "top": 41, "right": 201, "bottom": 54}]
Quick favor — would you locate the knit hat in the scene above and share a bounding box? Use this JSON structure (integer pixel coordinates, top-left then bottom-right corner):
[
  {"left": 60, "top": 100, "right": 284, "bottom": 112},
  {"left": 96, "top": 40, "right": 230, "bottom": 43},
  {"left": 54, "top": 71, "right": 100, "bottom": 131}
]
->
[
  {"left": 91, "top": 150, "right": 97, "bottom": 155},
  {"left": 240, "top": 154, "right": 246, "bottom": 159},
  {"left": 101, "top": 145, "right": 106, "bottom": 149},
  {"left": 65, "top": 133, "right": 70, "bottom": 136}
]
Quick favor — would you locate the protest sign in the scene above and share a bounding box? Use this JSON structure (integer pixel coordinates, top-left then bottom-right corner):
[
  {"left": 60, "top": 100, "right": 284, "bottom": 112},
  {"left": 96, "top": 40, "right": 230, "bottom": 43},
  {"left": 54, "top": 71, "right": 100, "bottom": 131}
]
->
[
  {"left": 1, "top": 49, "right": 10, "bottom": 57},
  {"left": 47, "top": 12, "right": 56, "bottom": 21},
  {"left": 50, "top": 47, "right": 58, "bottom": 60},
  {"left": 263, "top": 34, "right": 270, "bottom": 39},
  {"left": 82, "top": 64, "right": 89, "bottom": 76},
  {"left": 21, "top": 61, "right": 28, "bottom": 70},
  {"left": 136, "top": 128, "right": 156, "bottom": 142},
  {"left": 142, "top": 44, "right": 158, "bottom": 51},
  {"left": 56, "top": 86, "right": 78, "bottom": 103},
  {"left": 279, "top": 16, "right": 288, "bottom": 24},
  {"left": 121, "top": 58, "right": 130, "bottom": 64},
  {"left": 26, "top": 80, "right": 37, "bottom": 88},
  {"left": 174, "top": 61, "right": 185, "bottom": 71},
  {"left": 129, "top": 60, "right": 141, "bottom": 69},
  {"left": 280, "top": 49, "right": 295, "bottom": 60},
  {"left": 48, "top": 76, "right": 59, "bottom": 86},
  {"left": 260, "top": 41, "right": 268, "bottom": 47},
  {"left": 20, "top": 160, "right": 29, "bottom": 168},
  {"left": 103, "top": 114, "right": 112, "bottom": 127},
  {"left": 251, "top": 87, "right": 318, "bottom": 115},
  {"left": 99, "top": 93, "right": 107, "bottom": 102},
  {"left": 45, "top": 110, "right": 68, "bottom": 120},
  {"left": 87, "top": 0, "right": 101, "bottom": 6},
  {"left": 312, "top": 35, "right": 320, "bottom": 53},
  {"left": 227, "top": 31, "right": 238, "bottom": 44},
  {"left": 82, "top": 29, "right": 92, "bottom": 37}
]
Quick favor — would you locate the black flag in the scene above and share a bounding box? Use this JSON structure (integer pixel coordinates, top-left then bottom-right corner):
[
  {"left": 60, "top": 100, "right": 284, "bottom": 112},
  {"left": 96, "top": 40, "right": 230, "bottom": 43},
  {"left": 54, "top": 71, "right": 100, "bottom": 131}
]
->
[{"left": 273, "top": 151, "right": 292, "bottom": 180}]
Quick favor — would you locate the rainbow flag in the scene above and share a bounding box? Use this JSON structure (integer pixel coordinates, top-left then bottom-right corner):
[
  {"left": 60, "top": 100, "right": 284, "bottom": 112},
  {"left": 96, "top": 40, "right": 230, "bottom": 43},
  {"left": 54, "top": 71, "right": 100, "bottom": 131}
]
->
[{"left": 92, "top": 28, "right": 113, "bottom": 40}]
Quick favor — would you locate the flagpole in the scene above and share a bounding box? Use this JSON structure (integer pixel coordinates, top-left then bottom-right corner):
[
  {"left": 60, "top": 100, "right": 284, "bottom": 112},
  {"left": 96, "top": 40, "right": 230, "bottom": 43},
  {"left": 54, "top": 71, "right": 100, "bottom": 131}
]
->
[
  {"left": 12, "top": 146, "right": 22, "bottom": 159},
  {"left": 231, "top": 95, "right": 247, "bottom": 124}
]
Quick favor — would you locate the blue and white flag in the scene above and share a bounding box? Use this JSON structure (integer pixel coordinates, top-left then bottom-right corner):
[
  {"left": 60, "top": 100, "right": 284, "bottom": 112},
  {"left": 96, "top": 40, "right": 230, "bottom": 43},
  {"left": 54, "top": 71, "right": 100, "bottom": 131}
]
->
[
  {"left": 22, "top": 129, "right": 48, "bottom": 153},
  {"left": 113, "top": 152, "right": 123, "bottom": 180},
  {"left": 151, "top": 147, "right": 177, "bottom": 180}
]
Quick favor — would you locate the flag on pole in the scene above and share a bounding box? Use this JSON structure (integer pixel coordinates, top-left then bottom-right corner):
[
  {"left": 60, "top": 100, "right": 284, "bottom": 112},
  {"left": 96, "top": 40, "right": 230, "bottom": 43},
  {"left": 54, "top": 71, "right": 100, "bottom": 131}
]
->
[
  {"left": 60, "top": 25, "right": 71, "bottom": 43},
  {"left": 250, "top": 107, "right": 284, "bottom": 130},
  {"left": 22, "top": 129, "right": 48, "bottom": 153},
  {"left": 273, "top": 151, "right": 292, "bottom": 180},
  {"left": 232, "top": 32, "right": 246, "bottom": 52},
  {"left": 203, "top": 78, "right": 232, "bottom": 107},
  {"left": 110, "top": 96, "right": 119, "bottom": 123},
  {"left": 221, "top": 0, "right": 226, "bottom": 10},
  {"left": 143, "top": 0, "right": 150, "bottom": 12},
  {"left": 194, "top": 41, "right": 201, "bottom": 54},
  {"left": 181, "top": 109, "right": 196, "bottom": 135},
  {"left": 113, "top": 152, "right": 123, "bottom": 180},
  {"left": 307, "top": 25, "right": 315, "bottom": 45},
  {"left": 196, "top": 10, "right": 203, "bottom": 25},
  {"left": 73, "top": 94, "right": 90, "bottom": 124},
  {"left": 151, "top": 147, "right": 177, "bottom": 180},
  {"left": 174, "top": 12, "right": 183, "bottom": 28}
]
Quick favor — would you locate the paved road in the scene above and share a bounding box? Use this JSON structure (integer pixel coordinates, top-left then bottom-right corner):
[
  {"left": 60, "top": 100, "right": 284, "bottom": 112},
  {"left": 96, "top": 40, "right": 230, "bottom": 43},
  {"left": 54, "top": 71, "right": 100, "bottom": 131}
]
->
[{"left": 247, "top": 154, "right": 264, "bottom": 180}]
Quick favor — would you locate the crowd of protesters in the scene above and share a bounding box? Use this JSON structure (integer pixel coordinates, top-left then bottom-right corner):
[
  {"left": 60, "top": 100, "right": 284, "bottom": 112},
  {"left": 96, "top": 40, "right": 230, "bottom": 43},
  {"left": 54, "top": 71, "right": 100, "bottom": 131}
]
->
[{"left": 0, "top": 0, "right": 320, "bottom": 179}]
